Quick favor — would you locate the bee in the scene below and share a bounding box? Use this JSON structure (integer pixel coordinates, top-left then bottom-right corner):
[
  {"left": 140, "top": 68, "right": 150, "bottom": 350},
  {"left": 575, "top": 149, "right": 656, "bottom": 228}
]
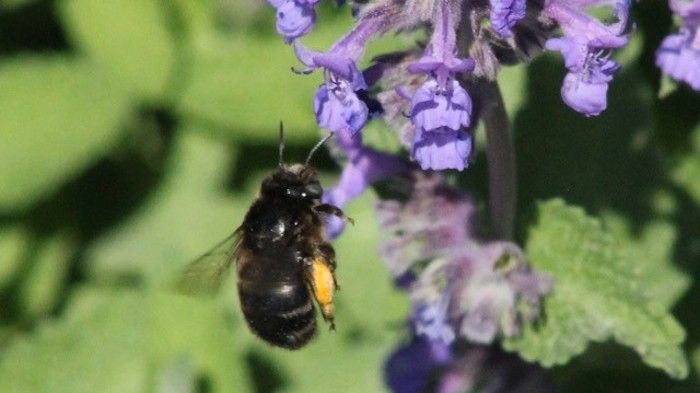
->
[{"left": 180, "top": 124, "right": 351, "bottom": 349}]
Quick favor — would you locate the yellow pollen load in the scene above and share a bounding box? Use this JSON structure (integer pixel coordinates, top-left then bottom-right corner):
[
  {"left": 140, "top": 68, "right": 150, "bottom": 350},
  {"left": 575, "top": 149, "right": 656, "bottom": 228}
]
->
[{"left": 310, "top": 257, "right": 335, "bottom": 318}]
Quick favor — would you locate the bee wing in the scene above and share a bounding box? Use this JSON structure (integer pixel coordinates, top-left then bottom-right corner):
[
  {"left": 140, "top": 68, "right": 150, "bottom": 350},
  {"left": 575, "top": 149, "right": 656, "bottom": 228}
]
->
[{"left": 177, "top": 228, "right": 242, "bottom": 295}]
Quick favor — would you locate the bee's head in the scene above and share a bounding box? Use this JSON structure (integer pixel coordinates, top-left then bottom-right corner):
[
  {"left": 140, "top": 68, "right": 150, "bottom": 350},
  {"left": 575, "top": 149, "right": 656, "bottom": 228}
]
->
[{"left": 261, "top": 164, "right": 323, "bottom": 201}]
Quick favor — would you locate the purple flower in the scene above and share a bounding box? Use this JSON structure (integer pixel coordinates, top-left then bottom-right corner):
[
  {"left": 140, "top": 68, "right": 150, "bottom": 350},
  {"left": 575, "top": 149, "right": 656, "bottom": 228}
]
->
[
  {"left": 377, "top": 173, "right": 474, "bottom": 277},
  {"left": 377, "top": 173, "right": 551, "bottom": 345},
  {"left": 313, "top": 75, "right": 369, "bottom": 134},
  {"left": 490, "top": 0, "right": 527, "bottom": 38},
  {"left": 544, "top": 0, "right": 631, "bottom": 116},
  {"left": 412, "top": 124, "right": 473, "bottom": 171},
  {"left": 268, "top": 0, "right": 319, "bottom": 43},
  {"left": 448, "top": 243, "right": 552, "bottom": 343},
  {"left": 323, "top": 131, "right": 409, "bottom": 239},
  {"left": 547, "top": 37, "right": 621, "bottom": 116},
  {"left": 410, "top": 79, "right": 473, "bottom": 133},
  {"left": 656, "top": 0, "right": 700, "bottom": 90},
  {"left": 385, "top": 338, "right": 451, "bottom": 393},
  {"left": 296, "top": 43, "right": 369, "bottom": 134},
  {"left": 405, "top": 0, "right": 476, "bottom": 171},
  {"left": 293, "top": 6, "right": 391, "bottom": 134}
]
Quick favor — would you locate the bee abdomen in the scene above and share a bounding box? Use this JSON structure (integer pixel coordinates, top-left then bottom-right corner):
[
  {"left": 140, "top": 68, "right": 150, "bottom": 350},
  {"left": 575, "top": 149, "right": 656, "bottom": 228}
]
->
[{"left": 238, "top": 281, "right": 317, "bottom": 349}]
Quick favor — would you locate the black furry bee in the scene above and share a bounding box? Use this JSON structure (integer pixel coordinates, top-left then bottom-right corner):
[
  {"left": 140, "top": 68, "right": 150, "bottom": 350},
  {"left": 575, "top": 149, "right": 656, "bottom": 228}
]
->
[{"left": 180, "top": 125, "right": 350, "bottom": 349}]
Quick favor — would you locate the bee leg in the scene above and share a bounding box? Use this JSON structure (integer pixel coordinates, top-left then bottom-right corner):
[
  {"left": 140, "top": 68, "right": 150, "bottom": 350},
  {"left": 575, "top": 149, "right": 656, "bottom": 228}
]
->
[
  {"left": 314, "top": 204, "right": 354, "bottom": 225},
  {"left": 317, "top": 243, "right": 339, "bottom": 290},
  {"left": 304, "top": 251, "right": 338, "bottom": 331}
]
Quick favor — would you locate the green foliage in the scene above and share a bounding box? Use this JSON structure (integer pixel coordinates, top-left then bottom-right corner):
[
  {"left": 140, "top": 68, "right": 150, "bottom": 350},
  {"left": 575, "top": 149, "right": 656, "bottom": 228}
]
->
[
  {"left": 0, "top": 0, "right": 698, "bottom": 392},
  {"left": 18, "top": 232, "right": 75, "bottom": 319},
  {"left": 0, "top": 56, "right": 130, "bottom": 211},
  {"left": 0, "top": 289, "right": 251, "bottom": 393},
  {"left": 59, "top": 0, "right": 177, "bottom": 101},
  {"left": 504, "top": 200, "right": 689, "bottom": 379},
  {"left": 671, "top": 125, "right": 700, "bottom": 204}
]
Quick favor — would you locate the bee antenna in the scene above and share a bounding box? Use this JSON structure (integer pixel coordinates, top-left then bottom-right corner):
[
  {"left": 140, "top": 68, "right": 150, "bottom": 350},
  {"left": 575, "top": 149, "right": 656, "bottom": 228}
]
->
[
  {"left": 305, "top": 133, "right": 334, "bottom": 165},
  {"left": 278, "top": 121, "right": 285, "bottom": 167}
]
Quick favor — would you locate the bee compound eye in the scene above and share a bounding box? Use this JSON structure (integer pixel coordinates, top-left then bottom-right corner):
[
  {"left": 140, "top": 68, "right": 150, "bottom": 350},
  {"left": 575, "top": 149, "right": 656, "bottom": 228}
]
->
[{"left": 305, "top": 182, "right": 322, "bottom": 198}]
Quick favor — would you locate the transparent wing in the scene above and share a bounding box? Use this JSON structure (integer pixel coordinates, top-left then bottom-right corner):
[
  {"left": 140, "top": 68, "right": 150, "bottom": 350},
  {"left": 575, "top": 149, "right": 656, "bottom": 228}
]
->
[{"left": 177, "top": 228, "right": 242, "bottom": 295}]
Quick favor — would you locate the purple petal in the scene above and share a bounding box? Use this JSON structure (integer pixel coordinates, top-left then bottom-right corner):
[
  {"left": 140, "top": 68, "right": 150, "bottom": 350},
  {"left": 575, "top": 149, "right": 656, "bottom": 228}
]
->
[
  {"left": 545, "top": 37, "right": 589, "bottom": 72},
  {"left": 275, "top": 0, "right": 316, "bottom": 43},
  {"left": 656, "top": 29, "right": 700, "bottom": 90},
  {"left": 414, "top": 299, "right": 457, "bottom": 344},
  {"left": 267, "top": 0, "right": 286, "bottom": 8},
  {"left": 411, "top": 79, "right": 472, "bottom": 132},
  {"left": 560, "top": 58, "right": 618, "bottom": 116},
  {"left": 385, "top": 338, "right": 451, "bottom": 393},
  {"left": 322, "top": 141, "right": 409, "bottom": 238},
  {"left": 293, "top": 40, "right": 322, "bottom": 68},
  {"left": 490, "top": 0, "right": 527, "bottom": 38},
  {"left": 313, "top": 84, "right": 369, "bottom": 133},
  {"left": 670, "top": 0, "right": 700, "bottom": 20},
  {"left": 412, "top": 128, "right": 472, "bottom": 171}
]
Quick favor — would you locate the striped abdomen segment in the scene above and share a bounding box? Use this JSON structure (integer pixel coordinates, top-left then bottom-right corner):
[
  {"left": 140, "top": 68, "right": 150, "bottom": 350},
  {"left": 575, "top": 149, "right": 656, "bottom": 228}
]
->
[{"left": 238, "top": 280, "right": 317, "bottom": 349}]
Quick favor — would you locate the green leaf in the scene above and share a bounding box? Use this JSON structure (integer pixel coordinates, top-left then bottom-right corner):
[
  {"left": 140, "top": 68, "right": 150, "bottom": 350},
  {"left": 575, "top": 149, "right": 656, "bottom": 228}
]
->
[
  {"left": 18, "top": 232, "right": 75, "bottom": 319},
  {"left": 0, "top": 56, "right": 130, "bottom": 211},
  {"left": 671, "top": 125, "right": 700, "bottom": 204},
  {"left": 601, "top": 215, "right": 690, "bottom": 308},
  {"left": 0, "top": 0, "right": 38, "bottom": 10},
  {"left": 176, "top": 5, "right": 415, "bottom": 143},
  {"left": 59, "top": 0, "right": 177, "bottom": 101},
  {"left": 0, "top": 288, "right": 251, "bottom": 393},
  {"left": 504, "top": 199, "right": 688, "bottom": 379},
  {"left": 84, "top": 126, "right": 241, "bottom": 286},
  {"left": 0, "top": 225, "right": 31, "bottom": 289}
]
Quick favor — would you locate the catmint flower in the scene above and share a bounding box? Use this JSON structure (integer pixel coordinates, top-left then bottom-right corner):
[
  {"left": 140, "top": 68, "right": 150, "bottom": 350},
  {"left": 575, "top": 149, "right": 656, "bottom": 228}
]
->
[
  {"left": 295, "top": 43, "right": 369, "bottom": 134},
  {"left": 544, "top": 0, "right": 631, "bottom": 116},
  {"left": 294, "top": 5, "right": 392, "bottom": 134},
  {"left": 323, "top": 131, "right": 410, "bottom": 239},
  {"left": 407, "top": 0, "right": 476, "bottom": 170},
  {"left": 656, "top": 0, "right": 700, "bottom": 90},
  {"left": 385, "top": 338, "right": 451, "bottom": 393},
  {"left": 377, "top": 173, "right": 551, "bottom": 345},
  {"left": 490, "top": 0, "right": 527, "bottom": 38},
  {"left": 268, "top": 0, "right": 319, "bottom": 43}
]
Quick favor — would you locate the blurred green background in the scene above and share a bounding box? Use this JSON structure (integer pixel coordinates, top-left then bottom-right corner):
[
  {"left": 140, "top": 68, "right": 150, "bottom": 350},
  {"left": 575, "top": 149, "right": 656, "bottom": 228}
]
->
[{"left": 0, "top": 0, "right": 699, "bottom": 392}]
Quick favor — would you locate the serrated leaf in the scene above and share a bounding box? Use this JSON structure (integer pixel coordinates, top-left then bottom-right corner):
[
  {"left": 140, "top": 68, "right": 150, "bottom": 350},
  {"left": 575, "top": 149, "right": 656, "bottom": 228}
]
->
[
  {"left": 601, "top": 215, "right": 690, "bottom": 308},
  {"left": 504, "top": 199, "right": 688, "bottom": 379},
  {"left": 0, "top": 56, "right": 130, "bottom": 211},
  {"left": 0, "top": 289, "right": 250, "bottom": 393},
  {"left": 59, "top": 0, "right": 177, "bottom": 101}
]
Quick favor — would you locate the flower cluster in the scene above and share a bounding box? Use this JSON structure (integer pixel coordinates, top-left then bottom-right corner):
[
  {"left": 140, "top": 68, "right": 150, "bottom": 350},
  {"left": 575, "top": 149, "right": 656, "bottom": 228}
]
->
[
  {"left": 656, "top": 0, "right": 700, "bottom": 90},
  {"left": 267, "top": 0, "right": 641, "bottom": 173},
  {"left": 377, "top": 173, "right": 551, "bottom": 346},
  {"left": 261, "top": 0, "right": 698, "bottom": 392}
]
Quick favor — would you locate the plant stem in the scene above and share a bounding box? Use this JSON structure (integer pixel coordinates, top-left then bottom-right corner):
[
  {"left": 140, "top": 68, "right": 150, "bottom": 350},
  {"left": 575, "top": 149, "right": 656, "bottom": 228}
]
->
[{"left": 480, "top": 80, "right": 516, "bottom": 240}]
